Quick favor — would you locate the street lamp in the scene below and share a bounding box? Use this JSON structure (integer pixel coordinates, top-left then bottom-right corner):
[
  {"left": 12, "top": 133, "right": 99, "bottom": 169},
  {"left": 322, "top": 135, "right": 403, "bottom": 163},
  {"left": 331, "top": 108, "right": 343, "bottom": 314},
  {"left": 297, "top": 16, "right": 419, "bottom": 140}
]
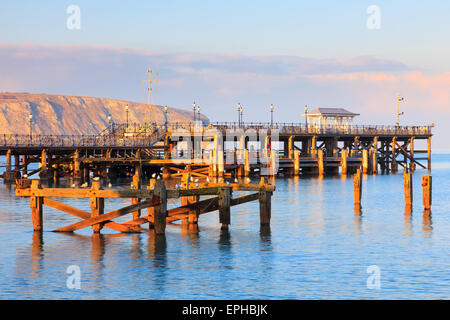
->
[
  {"left": 125, "top": 104, "right": 129, "bottom": 128},
  {"left": 304, "top": 105, "right": 308, "bottom": 127},
  {"left": 28, "top": 114, "right": 33, "bottom": 139},
  {"left": 270, "top": 104, "right": 274, "bottom": 127},
  {"left": 396, "top": 94, "right": 405, "bottom": 127},
  {"left": 237, "top": 103, "right": 241, "bottom": 126},
  {"left": 240, "top": 106, "right": 243, "bottom": 127},
  {"left": 107, "top": 115, "right": 112, "bottom": 133},
  {"left": 197, "top": 106, "right": 201, "bottom": 123},
  {"left": 164, "top": 106, "right": 168, "bottom": 127},
  {"left": 193, "top": 101, "right": 196, "bottom": 122}
]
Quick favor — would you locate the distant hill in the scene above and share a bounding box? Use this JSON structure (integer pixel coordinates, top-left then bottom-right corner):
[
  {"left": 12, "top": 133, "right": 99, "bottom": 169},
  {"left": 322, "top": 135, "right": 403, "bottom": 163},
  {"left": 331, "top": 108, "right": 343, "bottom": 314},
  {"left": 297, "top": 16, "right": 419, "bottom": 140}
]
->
[{"left": 0, "top": 92, "right": 208, "bottom": 135}]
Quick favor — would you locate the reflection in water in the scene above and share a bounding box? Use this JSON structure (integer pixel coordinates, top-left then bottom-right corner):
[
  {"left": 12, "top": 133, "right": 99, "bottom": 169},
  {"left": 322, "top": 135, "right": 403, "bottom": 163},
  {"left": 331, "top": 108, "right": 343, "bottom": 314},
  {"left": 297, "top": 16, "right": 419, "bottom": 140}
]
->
[
  {"left": 148, "top": 232, "right": 167, "bottom": 294},
  {"left": 31, "top": 231, "right": 44, "bottom": 278},
  {"left": 181, "top": 223, "right": 200, "bottom": 247},
  {"left": 422, "top": 210, "right": 433, "bottom": 237},
  {"left": 218, "top": 230, "right": 233, "bottom": 271},
  {"left": 130, "top": 233, "right": 143, "bottom": 260},
  {"left": 403, "top": 206, "right": 413, "bottom": 237},
  {"left": 353, "top": 206, "right": 362, "bottom": 235},
  {"left": 259, "top": 225, "right": 272, "bottom": 250}
]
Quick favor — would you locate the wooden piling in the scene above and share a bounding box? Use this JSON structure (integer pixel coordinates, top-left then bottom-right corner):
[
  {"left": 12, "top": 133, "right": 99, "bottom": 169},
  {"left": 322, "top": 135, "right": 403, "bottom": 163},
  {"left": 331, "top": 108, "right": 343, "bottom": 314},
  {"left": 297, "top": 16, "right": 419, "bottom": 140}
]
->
[
  {"left": 244, "top": 149, "right": 250, "bottom": 177},
  {"left": 294, "top": 150, "right": 300, "bottom": 176},
  {"left": 153, "top": 180, "right": 167, "bottom": 235},
  {"left": 404, "top": 171, "right": 413, "bottom": 208},
  {"left": 409, "top": 137, "right": 416, "bottom": 172},
  {"left": 362, "top": 149, "right": 369, "bottom": 174},
  {"left": 392, "top": 137, "right": 398, "bottom": 172},
  {"left": 259, "top": 190, "right": 272, "bottom": 226},
  {"left": 217, "top": 147, "right": 224, "bottom": 178},
  {"left": 90, "top": 181, "right": 104, "bottom": 233},
  {"left": 318, "top": 149, "right": 324, "bottom": 175},
  {"left": 427, "top": 137, "right": 431, "bottom": 170},
  {"left": 288, "top": 136, "right": 294, "bottom": 159},
  {"left": 218, "top": 187, "right": 231, "bottom": 230},
  {"left": 422, "top": 176, "right": 432, "bottom": 211},
  {"left": 371, "top": 148, "right": 378, "bottom": 174},
  {"left": 30, "top": 180, "right": 43, "bottom": 231},
  {"left": 354, "top": 169, "right": 362, "bottom": 208},
  {"left": 131, "top": 173, "right": 141, "bottom": 221},
  {"left": 341, "top": 149, "right": 348, "bottom": 175}
]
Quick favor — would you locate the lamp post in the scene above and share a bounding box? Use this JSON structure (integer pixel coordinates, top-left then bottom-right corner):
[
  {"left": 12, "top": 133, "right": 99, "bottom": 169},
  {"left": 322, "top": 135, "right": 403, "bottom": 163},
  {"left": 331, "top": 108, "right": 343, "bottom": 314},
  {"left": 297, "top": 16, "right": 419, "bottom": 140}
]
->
[
  {"left": 270, "top": 104, "right": 274, "bottom": 127},
  {"left": 240, "top": 106, "right": 243, "bottom": 127},
  {"left": 107, "top": 115, "right": 112, "bottom": 133},
  {"left": 28, "top": 114, "right": 33, "bottom": 140},
  {"left": 125, "top": 105, "right": 129, "bottom": 128},
  {"left": 164, "top": 105, "right": 168, "bottom": 124},
  {"left": 197, "top": 106, "right": 201, "bottom": 123},
  {"left": 237, "top": 103, "right": 241, "bottom": 126},
  {"left": 193, "top": 102, "right": 196, "bottom": 122},
  {"left": 396, "top": 94, "right": 405, "bottom": 127},
  {"left": 304, "top": 105, "right": 308, "bottom": 127}
]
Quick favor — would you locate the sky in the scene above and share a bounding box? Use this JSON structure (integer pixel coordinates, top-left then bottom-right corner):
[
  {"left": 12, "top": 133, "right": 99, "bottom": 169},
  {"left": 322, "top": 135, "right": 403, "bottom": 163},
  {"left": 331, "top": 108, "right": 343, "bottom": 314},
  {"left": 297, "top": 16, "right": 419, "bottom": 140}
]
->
[{"left": 0, "top": 1, "right": 449, "bottom": 148}]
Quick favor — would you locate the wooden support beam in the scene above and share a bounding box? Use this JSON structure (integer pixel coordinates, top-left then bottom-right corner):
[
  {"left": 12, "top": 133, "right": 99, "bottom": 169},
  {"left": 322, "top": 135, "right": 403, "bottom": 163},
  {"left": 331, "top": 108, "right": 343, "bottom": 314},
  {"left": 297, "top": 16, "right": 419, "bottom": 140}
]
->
[
  {"left": 404, "top": 172, "right": 413, "bottom": 208},
  {"left": 90, "top": 181, "right": 104, "bottom": 233},
  {"left": 30, "top": 180, "right": 43, "bottom": 231},
  {"left": 341, "top": 149, "right": 348, "bottom": 175},
  {"left": 391, "top": 137, "right": 398, "bottom": 172},
  {"left": 354, "top": 169, "right": 362, "bottom": 209},
  {"left": 131, "top": 173, "right": 141, "bottom": 221},
  {"left": 427, "top": 137, "right": 432, "bottom": 170},
  {"left": 409, "top": 137, "right": 415, "bottom": 172},
  {"left": 244, "top": 149, "right": 250, "bottom": 177},
  {"left": 288, "top": 136, "right": 294, "bottom": 159},
  {"left": 294, "top": 150, "right": 300, "bottom": 176},
  {"left": 370, "top": 148, "right": 378, "bottom": 174},
  {"left": 218, "top": 187, "right": 232, "bottom": 230},
  {"left": 43, "top": 198, "right": 139, "bottom": 233},
  {"left": 422, "top": 176, "right": 432, "bottom": 211},
  {"left": 53, "top": 197, "right": 159, "bottom": 232},
  {"left": 362, "top": 149, "right": 368, "bottom": 174},
  {"left": 318, "top": 149, "right": 324, "bottom": 175},
  {"left": 259, "top": 190, "right": 272, "bottom": 226},
  {"left": 153, "top": 180, "right": 167, "bottom": 235}
]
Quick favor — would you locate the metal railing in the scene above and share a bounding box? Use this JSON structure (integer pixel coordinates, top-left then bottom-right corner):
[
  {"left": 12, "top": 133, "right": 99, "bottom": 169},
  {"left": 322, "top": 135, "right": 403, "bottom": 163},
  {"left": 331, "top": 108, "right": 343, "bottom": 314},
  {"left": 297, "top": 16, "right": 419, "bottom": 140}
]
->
[{"left": 0, "top": 122, "right": 432, "bottom": 149}]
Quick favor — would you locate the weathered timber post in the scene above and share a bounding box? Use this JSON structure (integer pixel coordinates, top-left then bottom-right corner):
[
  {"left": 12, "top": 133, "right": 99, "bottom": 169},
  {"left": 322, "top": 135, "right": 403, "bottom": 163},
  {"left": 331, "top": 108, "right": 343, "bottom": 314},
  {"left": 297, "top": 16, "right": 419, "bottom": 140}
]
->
[
  {"left": 288, "top": 136, "right": 294, "bottom": 159},
  {"left": 244, "top": 149, "right": 250, "bottom": 177},
  {"left": 409, "top": 137, "right": 415, "bottom": 172},
  {"left": 392, "top": 137, "right": 398, "bottom": 172},
  {"left": 217, "top": 146, "right": 224, "bottom": 178},
  {"left": 341, "top": 149, "right": 348, "bottom": 175},
  {"left": 131, "top": 173, "right": 141, "bottom": 221},
  {"left": 14, "top": 154, "right": 21, "bottom": 178},
  {"left": 218, "top": 187, "right": 232, "bottom": 230},
  {"left": 404, "top": 171, "right": 413, "bottom": 208},
  {"left": 39, "top": 149, "right": 48, "bottom": 181},
  {"left": 311, "top": 136, "right": 317, "bottom": 158},
  {"left": 73, "top": 149, "right": 82, "bottom": 183},
  {"left": 362, "top": 149, "right": 369, "bottom": 174},
  {"left": 318, "top": 149, "right": 324, "bottom": 175},
  {"left": 259, "top": 189, "right": 272, "bottom": 226},
  {"left": 22, "top": 155, "right": 28, "bottom": 176},
  {"left": 294, "top": 150, "right": 300, "bottom": 176},
  {"left": 354, "top": 169, "right": 362, "bottom": 209},
  {"left": 90, "top": 181, "right": 104, "bottom": 233},
  {"left": 422, "top": 176, "right": 432, "bottom": 211},
  {"left": 3, "top": 149, "right": 14, "bottom": 182},
  {"left": 30, "top": 180, "right": 43, "bottom": 231},
  {"left": 427, "top": 137, "right": 431, "bottom": 170},
  {"left": 153, "top": 180, "right": 167, "bottom": 235},
  {"left": 371, "top": 148, "right": 378, "bottom": 174},
  {"left": 270, "top": 149, "right": 277, "bottom": 176},
  {"left": 147, "top": 179, "right": 156, "bottom": 229}
]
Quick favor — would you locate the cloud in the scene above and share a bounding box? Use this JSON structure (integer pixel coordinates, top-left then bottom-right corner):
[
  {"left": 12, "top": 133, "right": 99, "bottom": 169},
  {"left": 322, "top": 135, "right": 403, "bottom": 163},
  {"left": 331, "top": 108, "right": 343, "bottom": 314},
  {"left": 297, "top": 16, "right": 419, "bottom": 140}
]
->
[{"left": 0, "top": 43, "right": 448, "bottom": 147}]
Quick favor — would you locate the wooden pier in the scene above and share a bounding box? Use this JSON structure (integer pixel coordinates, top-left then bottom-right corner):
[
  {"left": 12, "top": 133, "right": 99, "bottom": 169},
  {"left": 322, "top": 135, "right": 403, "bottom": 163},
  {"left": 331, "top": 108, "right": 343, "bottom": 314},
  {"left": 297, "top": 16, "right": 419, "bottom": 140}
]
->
[
  {"left": 0, "top": 121, "right": 432, "bottom": 184},
  {"left": 15, "top": 175, "right": 275, "bottom": 234}
]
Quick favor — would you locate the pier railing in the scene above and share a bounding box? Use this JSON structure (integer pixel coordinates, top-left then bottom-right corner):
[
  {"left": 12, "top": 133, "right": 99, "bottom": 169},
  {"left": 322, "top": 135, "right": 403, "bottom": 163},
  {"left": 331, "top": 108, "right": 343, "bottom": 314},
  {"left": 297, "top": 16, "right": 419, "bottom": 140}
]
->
[{"left": 0, "top": 122, "right": 432, "bottom": 148}]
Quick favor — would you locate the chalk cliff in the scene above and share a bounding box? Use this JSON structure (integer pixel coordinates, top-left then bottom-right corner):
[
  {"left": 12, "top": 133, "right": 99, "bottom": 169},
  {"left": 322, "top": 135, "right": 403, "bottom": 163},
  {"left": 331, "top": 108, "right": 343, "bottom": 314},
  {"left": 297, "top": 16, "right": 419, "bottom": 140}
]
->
[{"left": 0, "top": 92, "right": 208, "bottom": 135}]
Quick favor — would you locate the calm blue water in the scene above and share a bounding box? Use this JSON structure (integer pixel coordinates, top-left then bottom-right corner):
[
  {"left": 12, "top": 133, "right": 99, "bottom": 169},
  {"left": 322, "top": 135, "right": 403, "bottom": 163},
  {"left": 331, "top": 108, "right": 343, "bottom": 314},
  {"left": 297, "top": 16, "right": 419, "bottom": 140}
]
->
[{"left": 0, "top": 155, "right": 449, "bottom": 299}]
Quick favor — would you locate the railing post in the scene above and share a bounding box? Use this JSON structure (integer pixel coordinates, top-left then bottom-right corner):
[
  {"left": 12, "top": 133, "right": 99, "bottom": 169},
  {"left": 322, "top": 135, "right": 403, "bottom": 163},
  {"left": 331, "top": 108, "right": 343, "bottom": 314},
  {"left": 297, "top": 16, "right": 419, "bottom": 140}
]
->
[
  {"left": 218, "top": 187, "right": 232, "bottom": 230},
  {"left": 30, "top": 180, "right": 43, "bottom": 231}
]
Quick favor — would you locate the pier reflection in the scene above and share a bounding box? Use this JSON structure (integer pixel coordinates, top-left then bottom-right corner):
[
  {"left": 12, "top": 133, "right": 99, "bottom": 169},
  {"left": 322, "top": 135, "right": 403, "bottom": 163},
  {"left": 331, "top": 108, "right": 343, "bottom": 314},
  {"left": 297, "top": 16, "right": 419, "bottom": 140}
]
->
[
  {"left": 353, "top": 205, "right": 362, "bottom": 235},
  {"left": 403, "top": 206, "right": 413, "bottom": 237},
  {"left": 422, "top": 210, "right": 433, "bottom": 238},
  {"left": 30, "top": 231, "right": 44, "bottom": 278}
]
